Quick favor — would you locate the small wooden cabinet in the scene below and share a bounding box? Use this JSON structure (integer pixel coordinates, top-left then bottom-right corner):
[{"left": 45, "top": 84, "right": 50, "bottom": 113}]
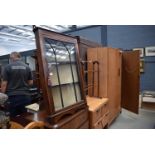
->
[{"left": 86, "top": 96, "right": 109, "bottom": 129}]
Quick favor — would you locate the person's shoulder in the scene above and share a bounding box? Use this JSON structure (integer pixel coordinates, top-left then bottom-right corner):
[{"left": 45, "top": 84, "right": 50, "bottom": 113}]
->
[
  {"left": 18, "top": 61, "right": 28, "bottom": 67},
  {"left": 22, "top": 62, "right": 31, "bottom": 70}
]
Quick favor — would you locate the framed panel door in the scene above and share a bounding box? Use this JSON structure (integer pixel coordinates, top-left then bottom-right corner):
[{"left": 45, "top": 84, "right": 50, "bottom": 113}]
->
[
  {"left": 108, "top": 48, "right": 122, "bottom": 123},
  {"left": 34, "top": 27, "right": 86, "bottom": 116}
]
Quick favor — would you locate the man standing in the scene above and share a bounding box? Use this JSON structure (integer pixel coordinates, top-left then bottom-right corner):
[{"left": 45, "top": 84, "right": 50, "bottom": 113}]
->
[{"left": 1, "top": 52, "right": 33, "bottom": 117}]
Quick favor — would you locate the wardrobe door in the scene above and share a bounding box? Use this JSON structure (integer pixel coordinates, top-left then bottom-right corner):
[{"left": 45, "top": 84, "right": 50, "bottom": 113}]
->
[
  {"left": 97, "top": 48, "right": 108, "bottom": 98},
  {"left": 108, "top": 48, "right": 122, "bottom": 124},
  {"left": 121, "top": 51, "right": 140, "bottom": 114}
]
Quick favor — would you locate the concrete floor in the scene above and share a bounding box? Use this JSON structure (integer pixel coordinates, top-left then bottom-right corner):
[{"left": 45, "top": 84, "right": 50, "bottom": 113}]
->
[{"left": 109, "top": 108, "right": 155, "bottom": 129}]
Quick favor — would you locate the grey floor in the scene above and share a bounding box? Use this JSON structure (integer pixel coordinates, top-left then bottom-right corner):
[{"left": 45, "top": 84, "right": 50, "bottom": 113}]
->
[{"left": 109, "top": 108, "right": 155, "bottom": 129}]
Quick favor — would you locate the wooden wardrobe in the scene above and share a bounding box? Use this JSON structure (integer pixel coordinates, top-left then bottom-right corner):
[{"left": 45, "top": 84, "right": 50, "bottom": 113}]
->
[{"left": 87, "top": 47, "right": 122, "bottom": 125}]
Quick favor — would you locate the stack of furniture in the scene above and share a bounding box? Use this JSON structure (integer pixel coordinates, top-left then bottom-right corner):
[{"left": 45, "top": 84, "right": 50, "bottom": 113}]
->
[{"left": 6, "top": 28, "right": 139, "bottom": 129}]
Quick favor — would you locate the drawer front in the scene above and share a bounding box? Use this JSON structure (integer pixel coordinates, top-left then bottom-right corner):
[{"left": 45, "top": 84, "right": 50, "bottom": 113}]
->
[
  {"left": 101, "top": 113, "right": 109, "bottom": 128},
  {"left": 101, "top": 102, "right": 108, "bottom": 116},
  {"left": 90, "top": 107, "right": 102, "bottom": 124},
  {"left": 60, "top": 109, "right": 88, "bottom": 129},
  {"left": 93, "top": 120, "right": 103, "bottom": 129}
]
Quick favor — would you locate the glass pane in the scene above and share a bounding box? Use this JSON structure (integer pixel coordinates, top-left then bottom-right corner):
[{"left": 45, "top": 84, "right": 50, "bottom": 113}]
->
[
  {"left": 72, "top": 64, "right": 79, "bottom": 82},
  {"left": 48, "top": 64, "right": 59, "bottom": 86},
  {"left": 48, "top": 64, "right": 79, "bottom": 86},
  {"left": 65, "top": 43, "right": 76, "bottom": 62},
  {"left": 45, "top": 38, "right": 76, "bottom": 62},
  {"left": 58, "top": 64, "right": 73, "bottom": 84},
  {"left": 44, "top": 37, "right": 82, "bottom": 111},
  {"left": 75, "top": 84, "right": 82, "bottom": 101},
  {"left": 50, "top": 87, "right": 63, "bottom": 111},
  {"left": 61, "top": 84, "right": 76, "bottom": 108}
]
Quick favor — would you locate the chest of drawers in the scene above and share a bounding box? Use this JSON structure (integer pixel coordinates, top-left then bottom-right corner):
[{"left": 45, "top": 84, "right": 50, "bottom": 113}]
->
[{"left": 86, "top": 96, "right": 109, "bottom": 129}]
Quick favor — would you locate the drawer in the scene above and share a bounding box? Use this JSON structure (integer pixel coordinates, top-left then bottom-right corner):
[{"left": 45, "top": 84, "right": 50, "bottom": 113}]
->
[
  {"left": 60, "top": 109, "right": 88, "bottom": 129},
  {"left": 101, "top": 112, "right": 109, "bottom": 128},
  {"left": 89, "top": 107, "right": 102, "bottom": 125},
  {"left": 101, "top": 102, "right": 108, "bottom": 116},
  {"left": 93, "top": 120, "right": 103, "bottom": 129}
]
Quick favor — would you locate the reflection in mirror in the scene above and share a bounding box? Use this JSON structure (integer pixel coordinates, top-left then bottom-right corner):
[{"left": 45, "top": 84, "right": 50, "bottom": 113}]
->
[{"left": 44, "top": 38, "right": 82, "bottom": 111}]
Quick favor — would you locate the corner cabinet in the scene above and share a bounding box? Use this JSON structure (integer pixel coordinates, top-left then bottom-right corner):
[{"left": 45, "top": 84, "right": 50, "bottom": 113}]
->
[{"left": 34, "top": 27, "right": 89, "bottom": 128}]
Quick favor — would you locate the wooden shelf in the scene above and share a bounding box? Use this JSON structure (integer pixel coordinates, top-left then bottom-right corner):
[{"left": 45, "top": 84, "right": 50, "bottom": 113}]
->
[
  {"left": 48, "top": 61, "right": 76, "bottom": 65},
  {"left": 49, "top": 82, "right": 80, "bottom": 88}
]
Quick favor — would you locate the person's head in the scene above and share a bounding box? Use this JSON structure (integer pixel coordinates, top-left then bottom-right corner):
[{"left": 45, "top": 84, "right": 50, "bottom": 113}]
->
[{"left": 10, "top": 52, "right": 21, "bottom": 62}]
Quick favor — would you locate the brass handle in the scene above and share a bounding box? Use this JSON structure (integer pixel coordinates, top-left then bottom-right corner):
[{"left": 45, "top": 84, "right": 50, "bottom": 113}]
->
[
  {"left": 105, "top": 113, "right": 108, "bottom": 117},
  {"left": 96, "top": 109, "right": 99, "bottom": 113}
]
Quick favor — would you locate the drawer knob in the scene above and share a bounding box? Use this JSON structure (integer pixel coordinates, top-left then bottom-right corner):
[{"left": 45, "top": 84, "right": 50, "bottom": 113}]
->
[{"left": 96, "top": 109, "right": 100, "bottom": 113}]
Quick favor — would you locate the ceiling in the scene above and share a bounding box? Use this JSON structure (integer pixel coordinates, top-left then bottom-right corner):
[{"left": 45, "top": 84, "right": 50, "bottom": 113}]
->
[{"left": 0, "top": 25, "right": 86, "bottom": 56}]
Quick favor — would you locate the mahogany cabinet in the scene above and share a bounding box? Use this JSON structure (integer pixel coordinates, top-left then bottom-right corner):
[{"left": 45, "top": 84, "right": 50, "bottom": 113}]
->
[
  {"left": 33, "top": 27, "right": 89, "bottom": 129},
  {"left": 87, "top": 47, "right": 122, "bottom": 125}
]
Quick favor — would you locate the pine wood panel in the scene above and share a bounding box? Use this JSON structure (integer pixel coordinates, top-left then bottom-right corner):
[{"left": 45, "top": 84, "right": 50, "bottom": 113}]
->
[
  {"left": 97, "top": 48, "right": 108, "bottom": 97},
  {"left": 108, "top": 48, "right": 122, "bottom": 124}
]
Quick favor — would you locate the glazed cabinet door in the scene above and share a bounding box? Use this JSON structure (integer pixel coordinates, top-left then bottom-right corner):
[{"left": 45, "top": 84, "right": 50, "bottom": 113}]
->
[{"left": 34, "top": 27, "right": 86, "bottom": 121}]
